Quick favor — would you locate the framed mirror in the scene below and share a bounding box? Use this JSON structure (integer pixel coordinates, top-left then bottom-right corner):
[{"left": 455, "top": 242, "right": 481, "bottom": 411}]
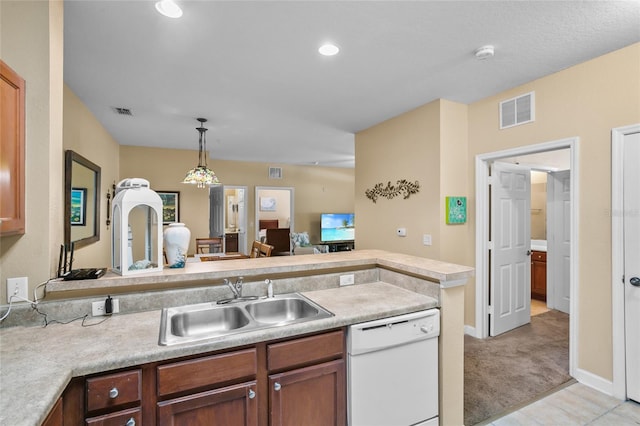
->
[{"left": 65, "top": 150, "right": 101, "bottom": 249}]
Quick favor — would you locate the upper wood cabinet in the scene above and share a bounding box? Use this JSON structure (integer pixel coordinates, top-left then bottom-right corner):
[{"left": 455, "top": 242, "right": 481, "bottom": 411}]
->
[{"left": 0, "top": 60, "right": 26, "bottom": 236}]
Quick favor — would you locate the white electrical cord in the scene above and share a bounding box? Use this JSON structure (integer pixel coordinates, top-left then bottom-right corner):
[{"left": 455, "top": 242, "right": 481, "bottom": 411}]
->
[{"left": 0, "top": 280, "right": 48, "bottom": 322}]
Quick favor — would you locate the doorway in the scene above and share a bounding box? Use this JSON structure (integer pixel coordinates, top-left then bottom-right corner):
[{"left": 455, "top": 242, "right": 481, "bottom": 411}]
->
[
  {"left": 612, "top": 124, "right": 640, "bottom": 402},
  {"left": 209, "top": 185, "right": 248, "bottom": 254},
  {"left": 474, "top": 137, "right": 579, "bottom": 378},
  {"left": 254, "top": 186, "right": 294, "bottom": 241}
]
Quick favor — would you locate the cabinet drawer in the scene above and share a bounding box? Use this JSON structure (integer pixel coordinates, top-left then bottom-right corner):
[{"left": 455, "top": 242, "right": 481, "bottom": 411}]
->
[
  {"left": 157, "top": 348, "right": 257, "bottom": 397},
  {"left": 86, "top": 370, "right": 141, "bottom": 413},
  {"left": 85, "top": 407, "right": 141, "bottom": 426},
  {"left": 532, "top": 251, "right": 547, "bottom": 262},
  {"left": 225, "top": 233, "right": 238, "bottom": 240},
  {"left": 268, "top": 330, "right": 344, "bottom": 372}
]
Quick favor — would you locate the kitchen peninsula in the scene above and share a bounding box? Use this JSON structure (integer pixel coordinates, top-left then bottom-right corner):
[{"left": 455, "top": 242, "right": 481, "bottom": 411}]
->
[{"left": 0, "top": 250, "right": 473, "bottom": 425}]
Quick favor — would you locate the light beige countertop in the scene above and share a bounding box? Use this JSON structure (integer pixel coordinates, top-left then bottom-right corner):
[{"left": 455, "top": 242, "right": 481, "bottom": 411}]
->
[
  {"left": 45, "top": 249, "right": 473, "bottom": 296},
  {"left": 1, "top": 250, "right": 473, "bottom": 425},
  {"left": 0, "top": 282, "right": 438, "bottom": 425}
]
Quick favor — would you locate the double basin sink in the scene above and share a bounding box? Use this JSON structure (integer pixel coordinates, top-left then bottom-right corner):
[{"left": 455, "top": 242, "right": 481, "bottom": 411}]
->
[{"left": 159, "top": 293, "right": 333, "bottom": 346}]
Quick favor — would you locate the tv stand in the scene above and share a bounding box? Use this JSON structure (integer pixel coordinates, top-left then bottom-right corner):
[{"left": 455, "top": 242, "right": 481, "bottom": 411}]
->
[{"left": 326, "top": 241, "right": 354, "bottom": 252}]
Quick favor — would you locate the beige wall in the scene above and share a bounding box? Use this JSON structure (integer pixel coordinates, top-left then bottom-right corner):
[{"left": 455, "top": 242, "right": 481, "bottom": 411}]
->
[
  {"left": 355, "top": 100, "right": 441, "bottom": 257},
  {"left": 467, "top": 43, "right": 640, "bottom": 380},
  {"left": 120, "top": 146, "right": 354, "bottom": 255},
  {"left": 531, "top": 171, "right": 547, "bottom": 240},
  {"left": 0, "top": 0, "right": 64, "bottom": 305},
  {"left": 63, "top": 85, "right": 120, "bottom": 268}
]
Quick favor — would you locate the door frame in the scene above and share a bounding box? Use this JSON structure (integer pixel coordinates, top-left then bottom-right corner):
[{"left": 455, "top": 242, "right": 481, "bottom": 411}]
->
[
  {"left": 474, "top": 137, "right": 579, "bottom": 378},
  {"left": 224, "top": 185, "right": 248, "bottom": 254},
  {"left": 254, "top": 186, "right": 295, "bottom": 241},
  {"left": 612, "top": 123, "right": 640, "bottom": 399}
]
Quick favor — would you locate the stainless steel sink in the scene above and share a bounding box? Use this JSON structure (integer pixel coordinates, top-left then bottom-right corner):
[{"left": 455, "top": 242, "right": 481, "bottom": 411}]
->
[
  {"left": 246, "top": 297, "right": 324, "bottom": 324},
  {"left": 159, "top": 293, "right": 333, "bottom": 346},
  {"left": 170, "top": 305, "right": 251, "bottom": 337}
]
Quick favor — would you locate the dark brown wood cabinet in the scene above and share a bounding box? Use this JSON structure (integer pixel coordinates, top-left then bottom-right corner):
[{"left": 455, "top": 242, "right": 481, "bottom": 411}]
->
[
  {"left": 0, "top": 60, "right": 26, "bottom": 236},
  {"left": 531, "top": 250, "right": 547, "bottom": 301},
  {"left": 225, "top": 232, "right": 239, "bottom": 252},
  {"left": 56, "top": 329, "right": 346, "bottom": 426},
  {"left": 157, "top": 381, "right": 258, "bottom": 425},
  {"left": 269, "top": 360, "right": 345, "bottom": 426}
]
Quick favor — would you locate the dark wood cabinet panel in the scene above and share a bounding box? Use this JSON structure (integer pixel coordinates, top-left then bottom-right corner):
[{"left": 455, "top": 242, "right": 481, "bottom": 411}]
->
[
  {"left": 269, "top": 359, "right": 346, "bottom": 426},
  {"left": 157, "top": 381, "right": 258, "bottom": 426},
  {"left": 225, "top": 232, "right": 239, "bottom": 252},
  {"left": 531, "top": 250, "right": 547, "bottom": 301},
  {"left": 157, "top": 348, "right": 257, "bottom": 397},
  {"left": 42, "top": 397, "right": 63, "bottom": 426},
  {"left": 267, "top": 330, "right": 344, "bottom": 372},
  {"left": 0, "top": 60, "right": 26, "bottom": 236}
]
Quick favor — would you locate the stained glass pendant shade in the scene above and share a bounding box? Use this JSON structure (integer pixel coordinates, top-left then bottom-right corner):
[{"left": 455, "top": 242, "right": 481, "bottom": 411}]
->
[{"left": 182, "top": 118, "right": 220, "bottom": 188}]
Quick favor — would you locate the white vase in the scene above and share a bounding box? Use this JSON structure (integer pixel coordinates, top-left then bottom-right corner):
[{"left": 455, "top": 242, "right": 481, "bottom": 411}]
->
[{"left": 163, "top": 223, "right": 191, "bottom": 268}]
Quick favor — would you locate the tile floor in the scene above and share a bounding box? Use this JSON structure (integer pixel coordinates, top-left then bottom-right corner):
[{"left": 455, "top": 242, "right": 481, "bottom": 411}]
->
[
  {"left": 530, "top": 299, "right": 550, "bottom": 316},
  {"left": 483, "top": 382, "right": 640, "bottom": 425}
]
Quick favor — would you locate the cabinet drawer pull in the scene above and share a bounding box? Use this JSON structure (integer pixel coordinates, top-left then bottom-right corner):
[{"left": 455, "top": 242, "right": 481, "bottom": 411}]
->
[
  {"left": 249, "top": 389, "right": 256, "bottom": 399},
  {"left": 274, "top": 382, "right": 281, "bottom": 391},
  {"left": 109, "top": 387, "right": 119, "bottom": 399},
  {"left": 125, "top": 418, "right": 135, "bottom": 426}
]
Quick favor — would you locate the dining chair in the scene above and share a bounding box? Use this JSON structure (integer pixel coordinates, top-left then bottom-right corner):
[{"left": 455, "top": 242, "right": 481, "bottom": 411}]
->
[
  {"left": 250, "top": 240, "right": 273, "bottom": 258},
  {"left": 196, "top": 237, "right": 223, "bottom": 254}
]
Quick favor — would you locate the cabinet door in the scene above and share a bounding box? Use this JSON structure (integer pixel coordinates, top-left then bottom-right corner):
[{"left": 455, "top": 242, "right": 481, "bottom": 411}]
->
[
  {"left": 0, "top": 60, "right": 25, "bottom": 236},
  {"left": 269, "top": 359, "right": 345, "bottom": 426},
  {"left": 531, "top": 251, "right": 547, "bottom": 301},
  {"left": 157, "top": 381, "right": 257, "bottom": 426}
]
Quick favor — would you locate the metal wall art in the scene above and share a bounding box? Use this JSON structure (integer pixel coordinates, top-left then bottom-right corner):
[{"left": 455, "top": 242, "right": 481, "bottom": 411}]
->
[{"left": 365, "top": 179, "right": 420, "bottom": 203}]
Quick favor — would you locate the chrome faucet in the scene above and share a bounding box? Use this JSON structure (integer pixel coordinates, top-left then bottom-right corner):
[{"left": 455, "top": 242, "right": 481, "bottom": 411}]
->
[{"left": 225, "top": 277, "right": 244, "bottom": 299}]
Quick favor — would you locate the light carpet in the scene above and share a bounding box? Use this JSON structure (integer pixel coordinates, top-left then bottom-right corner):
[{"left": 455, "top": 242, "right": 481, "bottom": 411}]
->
[{"left": 464, "top": 309, "right": 571, "bottom": 425}]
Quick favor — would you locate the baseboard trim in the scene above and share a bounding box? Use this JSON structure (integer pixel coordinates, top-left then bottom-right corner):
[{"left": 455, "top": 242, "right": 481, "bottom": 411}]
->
[
  {"left": 574, "top": 368, "right": 614, "bottom": 396},
  {"left": 464, "top": 325, "right": 478, "bottom": 337}
]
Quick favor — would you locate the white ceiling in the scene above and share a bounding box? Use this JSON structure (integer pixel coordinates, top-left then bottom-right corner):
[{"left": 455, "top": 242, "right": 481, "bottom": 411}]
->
[{"left": 64, "top": 1, "right": 640, "bottom": 168}]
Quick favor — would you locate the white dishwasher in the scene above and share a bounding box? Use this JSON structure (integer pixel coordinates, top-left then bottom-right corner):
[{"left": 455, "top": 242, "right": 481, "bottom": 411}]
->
[{"left": 347, "top": 309, "right": 440, "bottom": 426}]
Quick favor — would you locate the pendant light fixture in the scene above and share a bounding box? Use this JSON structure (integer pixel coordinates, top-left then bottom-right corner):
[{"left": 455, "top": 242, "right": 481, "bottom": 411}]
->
[{"left": 182, "top": 118, "right": 220, "bottom": 188}]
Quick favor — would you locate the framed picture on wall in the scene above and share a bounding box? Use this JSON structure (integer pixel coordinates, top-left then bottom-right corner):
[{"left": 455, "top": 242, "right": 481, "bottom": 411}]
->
[
  {"left": 70, "top": 188, "right": 87, "bottom": 226},
  {"left": 158, "top": 191, "right": 180, "bottom": 224},
  {"left": 260, "top": 197, "right": 277, "bottom": 212}
]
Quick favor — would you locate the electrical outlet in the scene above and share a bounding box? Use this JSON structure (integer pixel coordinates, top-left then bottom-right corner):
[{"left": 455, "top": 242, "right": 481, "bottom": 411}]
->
[
  {"left": 423, "top": 234, "right": 432, "bottom": 246},
  {"left": 6, "top": 277, "right": 28, "bottom": 303},
  {"left": 339, "top": 274, "right": 355, "bottom": 286},
  {"left": 92, "top": 299, "right": 120, "bottom": 316}
]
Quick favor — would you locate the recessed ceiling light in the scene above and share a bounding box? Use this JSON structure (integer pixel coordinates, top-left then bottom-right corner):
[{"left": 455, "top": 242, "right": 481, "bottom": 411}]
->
[
  {"left": 475, "top": 45, "right": 495, "bottom": 60},
  {"left": 155, "top": 0, "right": 183, "bottom": 18},
  {"left": 319, "top": 44, "right": 340, "bottom": 56}
]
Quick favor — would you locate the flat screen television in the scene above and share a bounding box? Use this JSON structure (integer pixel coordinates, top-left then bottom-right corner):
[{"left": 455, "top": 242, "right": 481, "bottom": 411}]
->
[{"left": 320, "top": 213, "right": 355, "bottom": 243}]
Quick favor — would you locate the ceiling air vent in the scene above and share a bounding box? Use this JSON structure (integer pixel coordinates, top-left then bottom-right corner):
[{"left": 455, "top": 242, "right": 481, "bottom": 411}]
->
[
  {"left": 112, "top": 107, "right": 133, "bottom": 116},
  {"left": 500, "top": 92, "right": 534, "bottom": 129},
  {"left": 268, "top": 167, "right": 282, "bottom": 179}
]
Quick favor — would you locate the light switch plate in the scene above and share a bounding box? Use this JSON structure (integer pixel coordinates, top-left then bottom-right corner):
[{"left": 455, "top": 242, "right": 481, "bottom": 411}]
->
[{"left": 423, "top": 234, "right": 432, "bottom": 246}]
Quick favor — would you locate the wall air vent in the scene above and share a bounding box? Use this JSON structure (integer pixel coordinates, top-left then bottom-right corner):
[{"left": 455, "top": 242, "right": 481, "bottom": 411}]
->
[
  {"left": 268, "top": 167, "right": 283, "bottom": 179},
  {"left": 112, "top": 107, "right": 133, "bottom": 116},
  {"left": 499, "top": 92, "right": 534, "bottom": 129}
]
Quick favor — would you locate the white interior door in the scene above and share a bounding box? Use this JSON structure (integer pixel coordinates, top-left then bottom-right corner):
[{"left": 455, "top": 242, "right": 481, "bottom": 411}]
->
[
  {"left": 547, "top": 170, "right": 571, "bottom": 314},
  {"left": 209, "top": 185, "right": 225, "bottom": 245},
  {"left": 490, "top": 162, "right": 531, "bottom": 336},
  {"left": 624, "top": 132, "right": 640, "bottom": 402}
]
